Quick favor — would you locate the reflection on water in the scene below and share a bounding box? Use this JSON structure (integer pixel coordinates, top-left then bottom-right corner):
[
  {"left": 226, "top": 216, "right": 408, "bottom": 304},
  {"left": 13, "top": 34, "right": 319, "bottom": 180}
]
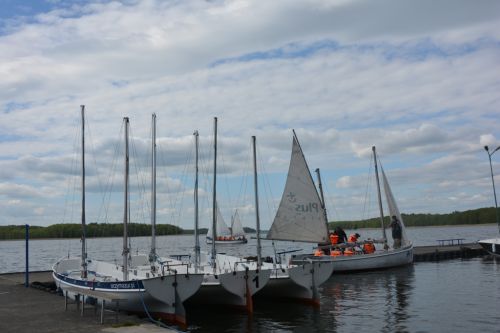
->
[
  {"left": 184, "top": 266, "right": 416, "bottom": 333},
  {"left": 320, "top": 266, "right": 414, "bottom": 333}
]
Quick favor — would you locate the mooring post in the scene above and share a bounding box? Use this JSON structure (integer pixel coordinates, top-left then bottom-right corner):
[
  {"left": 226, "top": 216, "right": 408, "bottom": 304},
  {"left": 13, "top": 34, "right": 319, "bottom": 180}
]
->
[{"left": 25, "top": 224, "right": 29, "bottom": 288}]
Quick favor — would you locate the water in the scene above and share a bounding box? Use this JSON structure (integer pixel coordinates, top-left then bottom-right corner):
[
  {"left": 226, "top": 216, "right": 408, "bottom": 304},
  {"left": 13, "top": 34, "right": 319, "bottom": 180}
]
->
[{"left": 1, "top": 224, "right": 498, "bottom": 332}]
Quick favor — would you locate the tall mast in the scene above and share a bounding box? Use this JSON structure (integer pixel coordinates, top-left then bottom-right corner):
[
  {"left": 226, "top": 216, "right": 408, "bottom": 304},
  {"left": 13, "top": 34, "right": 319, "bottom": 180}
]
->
[
  {"left": 315, "top": 168, "right": 329, "bottom": 233},
  {"left": 211, "top": 117, "right": 217, "bottom": 269},
  {"left": 372, "top": 146, "right": 387, "bottom": 243},
  {"left": 252, "top": 136, "right": 262, "bottom": 267},
  {"left": 123, "top": 117, "right": 130, "bottom": 280},
  {"left": 80, "top": 105, "right": 87, "bottom": 279},
  {"left": 149, "top": 113, "right": 157, "bottom": 264},
  {"left": 194, "top": 130, "right": 200, "bottom": 271}
]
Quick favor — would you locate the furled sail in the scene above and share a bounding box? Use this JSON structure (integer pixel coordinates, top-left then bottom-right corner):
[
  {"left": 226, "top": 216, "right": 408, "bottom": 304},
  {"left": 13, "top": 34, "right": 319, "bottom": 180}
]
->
[
  {"left": 231, "top": 210, "right": 246, "bottom": 237},
  {"left": 381, "top": 166, "right": 409, "bottom": 245},
  {"left": 266, "top": 134, "right": 329, "bottom": 243}
]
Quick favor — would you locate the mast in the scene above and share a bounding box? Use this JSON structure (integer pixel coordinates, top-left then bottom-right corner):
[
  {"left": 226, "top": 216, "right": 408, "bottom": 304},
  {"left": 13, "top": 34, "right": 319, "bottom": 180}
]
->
[
  {"left": 315, "top": 168, "right": 330, "bottom": 233},
  {"left": 194, "top": 130, "right": 200, "bottom": 271},
  {"left": 80, "top": 105, "right": 87, "bottom": 279},
  {"left": 252, "top": 136, "right": 262, "bottom": 267},
  {"left": 211, "top": 117, "right": 217, "bottom": 269},
  {"left": 149, "top": 113, "right": 156, "bottom": 264},
  {"left": 372, "top": 146, "right": 387, "bottom": 243},
  {"left": 123, "top": 117, "right": 130, "bottom": 280}
]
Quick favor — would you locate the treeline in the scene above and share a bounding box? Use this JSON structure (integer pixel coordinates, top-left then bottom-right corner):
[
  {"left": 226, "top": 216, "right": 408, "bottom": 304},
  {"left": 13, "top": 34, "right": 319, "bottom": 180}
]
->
[
  {"left": 0, "top": 223, "right": 183, "bottom": 240},
  {"left": 329, "top": 207, "right": 498, "bottom": 230}
]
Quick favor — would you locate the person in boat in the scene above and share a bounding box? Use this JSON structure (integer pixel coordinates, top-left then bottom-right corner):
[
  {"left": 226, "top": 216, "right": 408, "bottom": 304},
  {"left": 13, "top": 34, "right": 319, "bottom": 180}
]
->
[
  {"left": 389, "top": 215, "right": 402, "bottom": 249},
  {"left": 363, "top": 241, "right": 376, "bottom": 254},
  {"left": 334, "top": 226, "right": 347, "bottom": 244},
  {"left": 348, "top": 233, "right": 360, "bottom": 243},
  {"left": 314, "top": 248, "right": 325, "bottom": 256}
]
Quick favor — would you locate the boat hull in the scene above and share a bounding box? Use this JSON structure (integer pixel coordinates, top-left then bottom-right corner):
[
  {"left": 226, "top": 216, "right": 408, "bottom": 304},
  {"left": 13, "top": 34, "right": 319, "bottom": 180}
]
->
[
  {"left": 185, "top": 254, "right": 271, "bottom": 312},
  {"left": 257, "top": 261, "right": 333, "bottom": 305},
  {"left": 52, "top": 257, "right": 203, "bottom": 325},
  {"left": 293, "top": 244, "right": 414, "bottom": 272},
  {"left": 478, "top": 238, "right": 500, "bottom": 257}
]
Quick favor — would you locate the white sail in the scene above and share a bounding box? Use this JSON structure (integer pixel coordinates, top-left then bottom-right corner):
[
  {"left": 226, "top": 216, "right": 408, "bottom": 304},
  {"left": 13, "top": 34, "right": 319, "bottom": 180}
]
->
[
  {"left": 266, "top": 135, "right": 329, "bottom": 243},
  {"left": 207, "top": 202, "right": 231, "bottom": 237},
  {"left": 231, "top": 210, "right": 246, "bottom": 237},
  {"left": 381, "top": 166, "right": 409, "bottom": 245}
]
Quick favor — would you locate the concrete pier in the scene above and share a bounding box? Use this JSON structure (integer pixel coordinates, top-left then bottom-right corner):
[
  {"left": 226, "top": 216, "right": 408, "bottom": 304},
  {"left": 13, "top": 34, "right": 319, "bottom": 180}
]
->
[{"left": 0, "top": 272, "right": 176, "bottom": 333}]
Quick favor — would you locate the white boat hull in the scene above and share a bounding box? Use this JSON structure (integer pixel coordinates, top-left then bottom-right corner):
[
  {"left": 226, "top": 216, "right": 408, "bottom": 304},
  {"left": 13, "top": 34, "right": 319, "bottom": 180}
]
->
[
  {"left": 53, "top": 257, "right": 203, "bottom": 325},
  {"left": 257, "top": 260, "right": 333, "bottom": 305},
  {"left": 478, "top": 238, "right": 500, "bottom": 257},
  {"left": 185, "top": 254, "right": 271, "bottom": 311},
  {"left": 293, "top": 244, "right": 414, "bottom": 272}
]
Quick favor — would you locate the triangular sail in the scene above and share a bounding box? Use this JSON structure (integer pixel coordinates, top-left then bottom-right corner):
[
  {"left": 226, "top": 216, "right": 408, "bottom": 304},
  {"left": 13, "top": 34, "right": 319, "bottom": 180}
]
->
[
  {"left": 231, "top": 210, "right": 246, "bottom": 237},
  {"left": 381, "top": 166, "right": 409, "bottom": 245},
  {"left": 266, "top": 135, "right": 329, "bottom": 243},
  {"left": 207, "top": 202, "right": 231, "bottom": 238}
]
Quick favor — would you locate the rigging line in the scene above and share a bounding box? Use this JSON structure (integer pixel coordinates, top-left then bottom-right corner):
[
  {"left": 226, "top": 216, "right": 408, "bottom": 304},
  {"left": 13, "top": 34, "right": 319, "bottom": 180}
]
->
[
  {"left": 62, "top": 118, "right": 81, "bottom": 225},
  {"left": 322, "top": 177, "right": 341, "bottom": 223},
  {"left": 234, "top": 139, "right": 252, "bottom": 225},
  {"left": 257, "top": 145, "right": 278, "bottom": 227},
  {"left": 85, "top": 113, "right": 106, "bottom": 221},
  {"left": 129, "top": 125, "right": 150, "bottom": 228},
  {"left": 172, "top": 135, "right": 195, "bottom": 230},
  {"left": 216, "top": 131, "right": 230, "bottom": 221},
  {"left": 96, "top": 121, "right": 124, "bottom": 225}
]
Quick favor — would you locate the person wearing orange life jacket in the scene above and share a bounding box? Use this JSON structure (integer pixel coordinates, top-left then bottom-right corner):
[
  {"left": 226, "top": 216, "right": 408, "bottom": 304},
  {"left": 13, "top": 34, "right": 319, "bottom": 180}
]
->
[
  {"left": 314, "top": 248, "right": 324, "bottom": 257},
  {"left": 330, "top": 248, "right": 342, "bottom": 257},
  {"left": 343, "top": 247, "right": 354, "bottom": 256},
  {"left": 329, "top": 233, "right": 339, "bottom": 245},
  {"left": 348, "top": 233, "right": 361, "bottom": 243},
  {"left": 363, "top": 242, "right": 376, "bottom": 254}
]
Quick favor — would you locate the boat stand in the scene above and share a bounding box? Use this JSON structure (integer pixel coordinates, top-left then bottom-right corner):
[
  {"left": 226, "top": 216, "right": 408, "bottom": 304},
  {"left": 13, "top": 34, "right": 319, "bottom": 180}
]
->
[{"left": 64, "top": 290, "right": 127, "bottom": 324}]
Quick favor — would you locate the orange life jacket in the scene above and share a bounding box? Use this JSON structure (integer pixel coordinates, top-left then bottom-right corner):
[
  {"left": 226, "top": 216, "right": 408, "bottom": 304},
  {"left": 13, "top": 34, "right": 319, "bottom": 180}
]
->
[
  {"left": 330, "top": 249, "right": 342, "bottom": 257},
  {"left": 348, "top": 234, "right": 358, "bottom": 242},
  {"left": 363, "top": 242, "right": 375, "bottom": 254},
  {"left": 314, "top": 249, "right": 324, "bottom": 257},
  {"left": 330, "top": 234, "right": 339, "bottom": 244},
  {"left": 344, "top": 248, "right": 354, "bottom": 256}
]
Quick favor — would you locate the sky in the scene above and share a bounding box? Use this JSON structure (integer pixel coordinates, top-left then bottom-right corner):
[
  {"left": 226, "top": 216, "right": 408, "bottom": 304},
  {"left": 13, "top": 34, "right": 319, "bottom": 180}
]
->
[{"left": 0, "top": 0, "right": 499, "bottom": 231}]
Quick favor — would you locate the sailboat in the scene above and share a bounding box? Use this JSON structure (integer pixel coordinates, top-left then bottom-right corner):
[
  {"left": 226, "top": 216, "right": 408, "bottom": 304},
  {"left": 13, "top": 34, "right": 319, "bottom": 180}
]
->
[
  {"left": 256, "top": 132, "right": 333, "bottom": 304},
  {"left": 53, "top": 109, "right": 202, "bottom": 326},
  {"left": 477, "top": 145, "right": 500, "bottom": 257},
  {"left": 154, "top": 118, "right": 270, "bottom": 312},
  {"left": 293, "top": 146, "right": 414, "bottom": 272},
  {"left": 206, "top": 208, "right": 248, "bottom": 244}
]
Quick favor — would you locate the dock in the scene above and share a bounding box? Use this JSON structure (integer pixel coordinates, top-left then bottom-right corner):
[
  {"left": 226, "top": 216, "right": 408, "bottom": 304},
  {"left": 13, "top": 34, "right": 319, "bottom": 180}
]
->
[
  {"left": 413, "top": 242, "right": 487, "bottom": 262},
  {"left": 0, "top": 271, "right": 176, "bottom": 333}
]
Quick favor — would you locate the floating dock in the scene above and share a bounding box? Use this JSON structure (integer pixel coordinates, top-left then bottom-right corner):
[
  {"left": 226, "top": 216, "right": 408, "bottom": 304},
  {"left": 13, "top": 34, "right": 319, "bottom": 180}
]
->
[{"left": 413, "top": 242, "right": 486, "bottom": 262}]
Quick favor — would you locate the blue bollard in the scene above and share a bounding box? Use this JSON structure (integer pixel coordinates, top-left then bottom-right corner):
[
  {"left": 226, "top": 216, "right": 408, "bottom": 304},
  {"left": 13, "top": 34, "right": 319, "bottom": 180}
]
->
[{"left": 25, "top": 224, "right": 29, "bottom": 288}]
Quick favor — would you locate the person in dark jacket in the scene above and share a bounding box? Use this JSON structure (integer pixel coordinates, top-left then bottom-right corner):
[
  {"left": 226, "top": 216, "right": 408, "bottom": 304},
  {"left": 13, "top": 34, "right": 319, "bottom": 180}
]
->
[
  {"left": 389, "top": 215, "right": 402, "bottom": 248},
  {"left": 334, "top": 226, "right": 348, "bottom": 244}
]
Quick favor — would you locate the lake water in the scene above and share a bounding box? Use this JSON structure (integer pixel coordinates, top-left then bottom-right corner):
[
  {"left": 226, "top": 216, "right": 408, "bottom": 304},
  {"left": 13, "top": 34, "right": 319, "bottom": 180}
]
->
[{"left": 1, "top": 224, "right": 499, "bottom": 332}]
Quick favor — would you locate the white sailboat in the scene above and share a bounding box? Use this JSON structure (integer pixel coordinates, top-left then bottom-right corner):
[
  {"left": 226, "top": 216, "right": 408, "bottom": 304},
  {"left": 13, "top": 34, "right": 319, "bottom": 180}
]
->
[
  {"left": 478, "top": 145, "right": 500, "bottom": 257},
  {"left": 53, "top": 110, "right": 202, "bottom": 326},
  {"left": 257, "top": 132, "right": 333, "bottom": 305},
  {"left": 158, "top": 118, "right": 270, "bottom": 312},
  {"left": 206, "top": 207, "right": 248, "bottom": 244},
  {"left": 293, "top": 146, "right": 414, "bottom": 272}
]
